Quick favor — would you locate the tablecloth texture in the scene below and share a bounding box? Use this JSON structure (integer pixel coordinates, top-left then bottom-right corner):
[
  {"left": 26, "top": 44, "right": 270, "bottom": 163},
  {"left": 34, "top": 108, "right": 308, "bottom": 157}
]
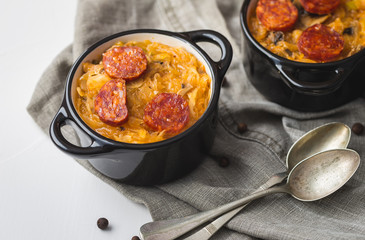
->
[{"left": 27, "top": 0, "right": 365, "bottom": 239}]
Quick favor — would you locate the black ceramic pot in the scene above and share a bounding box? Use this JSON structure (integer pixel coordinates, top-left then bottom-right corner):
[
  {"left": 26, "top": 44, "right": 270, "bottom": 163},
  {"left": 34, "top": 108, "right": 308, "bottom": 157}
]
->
[
  {"left": 240, "top": 0, "right": 365, "bottom": 112},
  {"left": 49, "top": 29, "right": 232, "bottom": 185}
]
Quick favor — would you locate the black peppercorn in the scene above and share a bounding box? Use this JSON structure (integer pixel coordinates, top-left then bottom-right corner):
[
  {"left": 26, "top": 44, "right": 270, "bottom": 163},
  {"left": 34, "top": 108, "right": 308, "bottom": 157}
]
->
[
  {"left": 97, "top": 217, "right": 109, "bottom": 230},
  {"left": 218, "top": 157, "right": 230, "bottom": 168},
  {"left": 131, "top": 236, "right": 140, "bottom": 240},
  {"left": 222, "top": 77, "right": 229, "bottom": 88},
  {"left": 237, "top": 122, "right": 248, "bottom": 133},
  {"left": 352, "top": 123, "right": 364, "bottom": 135}
]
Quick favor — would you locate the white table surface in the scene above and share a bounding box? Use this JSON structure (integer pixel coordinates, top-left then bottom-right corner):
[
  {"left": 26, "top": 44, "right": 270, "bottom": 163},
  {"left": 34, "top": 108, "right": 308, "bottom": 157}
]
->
[{"left": 0, "top": 1, "right": 152, "bottom": 239}]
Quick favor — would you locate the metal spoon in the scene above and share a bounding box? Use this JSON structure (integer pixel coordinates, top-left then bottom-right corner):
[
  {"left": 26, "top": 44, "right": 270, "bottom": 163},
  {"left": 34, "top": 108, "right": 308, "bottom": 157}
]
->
[
  {"left": 179, "top": 122, "right": 351, "bottom": 240},
  {"left": 140, "top": 123, "right": 351, "bottom": 239},
  {"left": 140, "top": 123, "right": 352, "bottom": 240},
  {"left": 141, "top": 149, "right": 360, "bottom": 240}
]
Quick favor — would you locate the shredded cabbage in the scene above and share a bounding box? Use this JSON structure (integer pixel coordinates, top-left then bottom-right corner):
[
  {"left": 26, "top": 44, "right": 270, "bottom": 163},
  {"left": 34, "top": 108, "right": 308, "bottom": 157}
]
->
[{"left": 75, "top": 40, "right": 211, "bottom": 143}]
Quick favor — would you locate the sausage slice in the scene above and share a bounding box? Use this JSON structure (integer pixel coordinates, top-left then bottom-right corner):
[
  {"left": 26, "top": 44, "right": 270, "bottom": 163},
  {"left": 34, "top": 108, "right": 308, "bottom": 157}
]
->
[
  {"left": 94, "top": 79, "right": 128, "bottom": 126},
  {"left": 299, "top": 0, "right": 340, "bottom": 15},
  {"left": 298, "top": 24, "right": 344, "bottom": 62},
  {"left": 256, "top": 0, "right": 298, "bottom": 31},
  {"left": 143, "top": 93, "right": 190, "bottom": 134},
  {"left": 103, "top": 46, "right": 147, "bottom": 81}
]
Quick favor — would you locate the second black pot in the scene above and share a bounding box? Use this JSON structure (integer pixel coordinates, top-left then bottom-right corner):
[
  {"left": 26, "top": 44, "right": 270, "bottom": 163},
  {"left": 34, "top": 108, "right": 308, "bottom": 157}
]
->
[{"left": 240, "top": 0, "right": 365, "bottom": 112}]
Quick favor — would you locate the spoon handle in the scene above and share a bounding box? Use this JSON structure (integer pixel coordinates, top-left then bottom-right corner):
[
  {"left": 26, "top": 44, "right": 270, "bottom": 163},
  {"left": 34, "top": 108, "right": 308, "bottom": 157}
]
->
[
  {"left": 181, "top": 171, "right": 287, "bottom": 240},
  {"left": 140, "top": 183, "right": 289, "bottom": 240}
]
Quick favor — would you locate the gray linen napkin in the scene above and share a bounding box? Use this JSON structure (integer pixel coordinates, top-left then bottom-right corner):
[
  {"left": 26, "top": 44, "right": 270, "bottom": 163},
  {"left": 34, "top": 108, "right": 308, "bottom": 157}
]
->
[{"left": 27, "top": 0, "right": 365, "bottom": 239}]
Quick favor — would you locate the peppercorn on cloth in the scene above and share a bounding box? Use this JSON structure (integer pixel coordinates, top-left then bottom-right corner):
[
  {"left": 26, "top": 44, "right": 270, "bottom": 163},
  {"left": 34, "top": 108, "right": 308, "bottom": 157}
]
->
[{"left": 27, "top": 0, "right": 365, "bottom": 239}]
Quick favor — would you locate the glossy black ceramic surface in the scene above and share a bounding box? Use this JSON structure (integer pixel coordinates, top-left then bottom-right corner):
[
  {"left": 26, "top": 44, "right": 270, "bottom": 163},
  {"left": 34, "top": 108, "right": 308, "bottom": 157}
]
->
[
  {"left": 50, "top": 29, "right": 232, "bottom": 185},
  {"left": 240, "top": 0, "right": 365, "bottom": 112}
]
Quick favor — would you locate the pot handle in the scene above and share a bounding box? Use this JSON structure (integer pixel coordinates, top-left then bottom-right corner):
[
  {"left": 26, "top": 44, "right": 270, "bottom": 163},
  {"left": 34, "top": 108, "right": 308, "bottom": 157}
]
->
[
  {"left": 181, "top": 30, "right": 233, "bottom": 82},
  {"left": 49, "top": 106, "right": 107, "bottom": 158},
  {"left": 275, "top": 63, "right": 345, "bottom": 95}
]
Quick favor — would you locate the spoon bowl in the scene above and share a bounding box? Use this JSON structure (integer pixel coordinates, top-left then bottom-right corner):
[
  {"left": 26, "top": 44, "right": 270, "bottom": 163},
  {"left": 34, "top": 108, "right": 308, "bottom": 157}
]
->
[
  {"left": 286, "top": 122, "right": 351, "bottom": 170},
  {"left": 288, "top": 149, "right": 360, "bottom": 201}
]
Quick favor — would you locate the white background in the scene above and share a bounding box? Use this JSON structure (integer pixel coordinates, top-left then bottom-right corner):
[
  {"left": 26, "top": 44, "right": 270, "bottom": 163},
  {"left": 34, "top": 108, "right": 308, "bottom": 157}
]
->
[{"left": 0, "top": 1, "right": 152, "bottom": 239}]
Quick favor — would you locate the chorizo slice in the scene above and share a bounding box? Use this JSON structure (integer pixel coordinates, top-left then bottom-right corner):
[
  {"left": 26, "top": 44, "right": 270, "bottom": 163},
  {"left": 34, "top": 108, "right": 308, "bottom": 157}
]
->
[
  {"left": 299, "top": 0, "right": 340, "bottom": 15},
  {"left": 143, "top": 93, "right": 190, "bottom": 134},
  {"left": 102, "top": 46, "right": 147, "bottom": 81},
  {"left": 256, "top": 0, "right": 298, "bottom": 31},
  {"left": 298, "top": 24, "right": 344, "bottom": 62},
  {"left": 94, "top": 79, "right": 128, "bottom": 126}
]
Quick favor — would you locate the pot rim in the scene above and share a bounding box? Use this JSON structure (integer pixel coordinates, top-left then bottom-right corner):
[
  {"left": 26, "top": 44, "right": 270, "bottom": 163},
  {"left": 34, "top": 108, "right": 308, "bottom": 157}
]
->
[
  {"left": 63, "top": 29, "right": 226, "bottom": 150},
  {"left": 240, "top": 0, "right": 365, "bottom": 68}
]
